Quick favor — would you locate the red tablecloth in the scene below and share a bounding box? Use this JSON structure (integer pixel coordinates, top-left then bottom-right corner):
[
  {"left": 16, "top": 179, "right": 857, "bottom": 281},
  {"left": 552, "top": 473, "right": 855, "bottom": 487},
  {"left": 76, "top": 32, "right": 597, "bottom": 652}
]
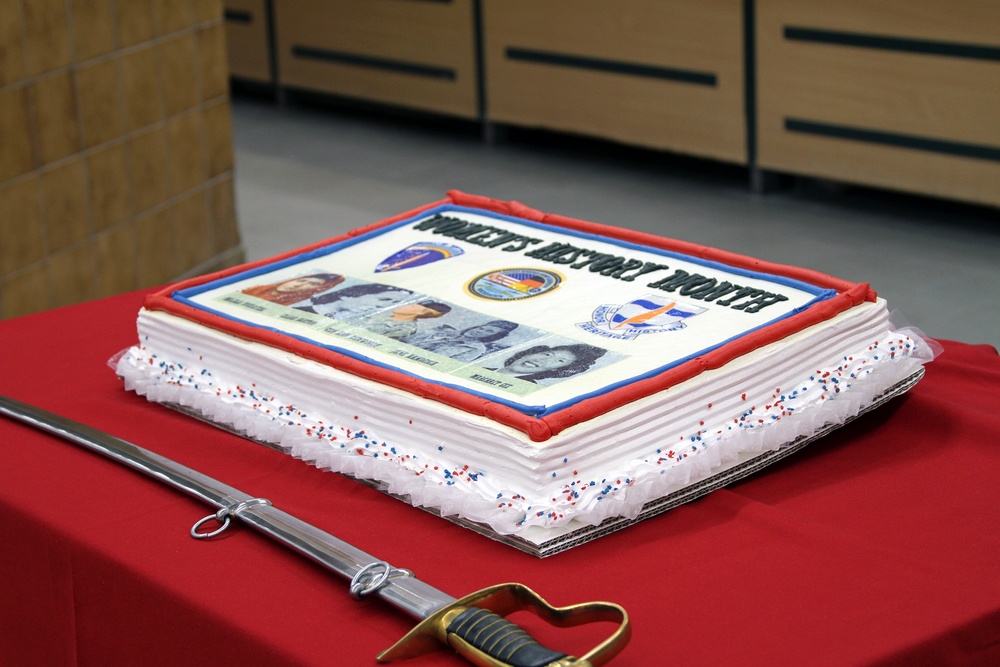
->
[{"left": 1, "top": 290, "right": 998, "bottom": 666}]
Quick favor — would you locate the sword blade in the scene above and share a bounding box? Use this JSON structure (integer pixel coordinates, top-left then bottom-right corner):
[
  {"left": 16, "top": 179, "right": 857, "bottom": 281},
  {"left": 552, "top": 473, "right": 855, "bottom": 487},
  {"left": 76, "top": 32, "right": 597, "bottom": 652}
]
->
[{"left": 0, "top": 394, "right": 454, "bottom": 620}]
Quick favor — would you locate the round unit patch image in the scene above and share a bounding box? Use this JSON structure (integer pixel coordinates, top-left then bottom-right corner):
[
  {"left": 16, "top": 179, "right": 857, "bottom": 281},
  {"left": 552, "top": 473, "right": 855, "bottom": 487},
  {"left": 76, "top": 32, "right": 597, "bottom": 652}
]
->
[{"left": 466, "top": 268, "right": 563, "bottom": 301}]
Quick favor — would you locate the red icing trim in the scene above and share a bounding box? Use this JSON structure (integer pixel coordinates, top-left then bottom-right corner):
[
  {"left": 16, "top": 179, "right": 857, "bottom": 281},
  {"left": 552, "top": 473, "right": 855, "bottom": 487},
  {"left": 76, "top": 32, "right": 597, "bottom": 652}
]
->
[{"left": 144, "top": 192, "right": 872, "bottom": 443}]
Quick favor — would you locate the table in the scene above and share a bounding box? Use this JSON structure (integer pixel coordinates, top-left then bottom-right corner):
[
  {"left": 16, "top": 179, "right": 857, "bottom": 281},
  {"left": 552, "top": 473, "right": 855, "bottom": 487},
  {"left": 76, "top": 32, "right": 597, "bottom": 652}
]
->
[{"left": 2, "top": 290, "right": 998, "bottom": 666}]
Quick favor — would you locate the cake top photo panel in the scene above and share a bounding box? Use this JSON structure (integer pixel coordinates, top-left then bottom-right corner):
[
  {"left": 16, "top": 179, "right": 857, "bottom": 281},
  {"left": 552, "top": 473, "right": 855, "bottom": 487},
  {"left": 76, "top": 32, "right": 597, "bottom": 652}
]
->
[{"left": 146, "top": 191, "right": 874, "bottom": 441}]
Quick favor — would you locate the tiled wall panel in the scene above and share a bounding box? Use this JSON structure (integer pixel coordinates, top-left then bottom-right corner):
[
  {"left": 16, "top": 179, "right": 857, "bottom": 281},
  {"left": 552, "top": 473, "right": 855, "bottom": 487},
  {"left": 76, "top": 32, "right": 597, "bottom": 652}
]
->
[{"left": 0, "top": 0, "right": 243, "bottom": 320}]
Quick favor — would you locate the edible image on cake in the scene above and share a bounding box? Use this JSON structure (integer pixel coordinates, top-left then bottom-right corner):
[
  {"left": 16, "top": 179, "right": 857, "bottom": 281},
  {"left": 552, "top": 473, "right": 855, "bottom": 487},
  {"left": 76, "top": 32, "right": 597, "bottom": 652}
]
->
[
  {"left": 579, "top": 294, "right": 708, "bottom": 340},
  {"left": 177, "top": 204, "right": 837, "bottom": 415},
  {"left": 375, "top": 242, "right": 464, "bottom": 272},
  {"left": 354, "top": 301, "right": 453, "bottom": 340},
  {"left": 480, "top": 341, "right": 611, "bottom": 386},
  {"left": 402, "top": 318, "right": 520, "bottom": 362},
  {"left": 240, "top": 273, "right": 345, "bottom": 306},
  {"left": 293, "top": 280, "right": 416, "bottom": 320},
  {"left": 214, "top": 272, "right": 624, "bottom": 398},
  {"left": 284, "top": 276, "right": 529, "bottom": 357},
  {"left": 465, "top": 268, "right": 563, "bottom": 301}
]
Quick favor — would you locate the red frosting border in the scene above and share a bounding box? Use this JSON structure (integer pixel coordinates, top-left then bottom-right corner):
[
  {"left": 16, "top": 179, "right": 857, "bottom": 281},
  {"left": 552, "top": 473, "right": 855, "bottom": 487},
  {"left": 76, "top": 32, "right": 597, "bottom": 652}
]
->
[{"left": 143, "top": 191, "right": 876, "bottom": 442}]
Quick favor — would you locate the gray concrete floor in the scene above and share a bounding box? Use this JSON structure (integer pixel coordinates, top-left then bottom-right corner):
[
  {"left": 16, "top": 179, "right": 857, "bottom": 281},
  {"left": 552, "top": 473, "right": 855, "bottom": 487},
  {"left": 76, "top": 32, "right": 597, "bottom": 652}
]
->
[{"left": 232, "top": 96, "right": 1000, "bottom": 348}]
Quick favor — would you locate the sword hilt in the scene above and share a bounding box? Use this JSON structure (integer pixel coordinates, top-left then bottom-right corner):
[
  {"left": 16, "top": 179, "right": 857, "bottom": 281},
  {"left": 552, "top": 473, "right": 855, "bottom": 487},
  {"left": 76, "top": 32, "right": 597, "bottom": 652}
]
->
[
  {"left": 377, "top": 582, "right": 630, "bottom": 666},
  {"left": 445, "top": 606, "right": 571, "bottom": 666}
]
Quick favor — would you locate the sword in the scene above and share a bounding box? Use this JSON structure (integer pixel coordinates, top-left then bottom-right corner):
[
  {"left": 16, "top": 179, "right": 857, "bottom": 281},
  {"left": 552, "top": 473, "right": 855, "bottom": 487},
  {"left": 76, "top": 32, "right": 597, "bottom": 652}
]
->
[{"left": 0, "top": 394, "right": 630, "bottom": 667}]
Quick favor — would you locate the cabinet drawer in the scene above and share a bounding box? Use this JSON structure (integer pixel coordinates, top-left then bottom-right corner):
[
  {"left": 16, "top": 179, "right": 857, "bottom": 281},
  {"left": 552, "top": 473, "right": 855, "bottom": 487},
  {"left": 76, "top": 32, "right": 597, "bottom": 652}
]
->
[
  {"left": 756, "top": 0, "right": 1000, "bottom": 206},
  {"left": 483, "top": 0, "right": 747, "bottom": 164},
  {"left": 225, "top": 0, "right": 273, "bottom": 83},
  {"left": 275, "top": 0, "right": 479, "bottom": 119}
]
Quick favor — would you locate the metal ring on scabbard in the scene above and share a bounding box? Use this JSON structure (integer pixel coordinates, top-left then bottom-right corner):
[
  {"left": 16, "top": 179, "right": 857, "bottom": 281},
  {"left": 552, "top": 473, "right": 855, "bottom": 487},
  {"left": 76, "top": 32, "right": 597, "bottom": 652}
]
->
[
  {"left": 190, "top": 497, "right": 272, "bottom": 539},
  {"left": 350, "top": 561, "right": 414, "bottom": 600}
]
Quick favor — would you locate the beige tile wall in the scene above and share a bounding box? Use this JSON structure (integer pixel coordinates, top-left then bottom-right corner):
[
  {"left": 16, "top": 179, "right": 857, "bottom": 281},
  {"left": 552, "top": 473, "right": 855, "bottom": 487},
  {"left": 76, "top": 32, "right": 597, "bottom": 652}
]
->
[{"left": 0, "top": 0, "right": 242, "bottom": 319}]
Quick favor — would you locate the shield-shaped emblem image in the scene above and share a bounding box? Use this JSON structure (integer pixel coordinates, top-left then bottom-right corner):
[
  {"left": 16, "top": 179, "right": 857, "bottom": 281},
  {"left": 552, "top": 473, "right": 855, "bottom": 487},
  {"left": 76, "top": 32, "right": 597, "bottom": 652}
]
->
[
  {"left": 375, "top": 243, "right": 464, "bottom": 272},
  {"left": 578, "top": 294, "right": 708, "bottom": 340},
  {"left": 609, "top": 295, "right": 707, "bottom": 331}
]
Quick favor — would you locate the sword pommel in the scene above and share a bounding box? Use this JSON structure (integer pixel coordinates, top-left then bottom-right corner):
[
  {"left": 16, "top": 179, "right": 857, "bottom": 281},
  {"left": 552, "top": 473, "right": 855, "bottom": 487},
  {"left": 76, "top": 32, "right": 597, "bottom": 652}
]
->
[{"left": 377, "top": 583, "right": 630, "bottom": 667}]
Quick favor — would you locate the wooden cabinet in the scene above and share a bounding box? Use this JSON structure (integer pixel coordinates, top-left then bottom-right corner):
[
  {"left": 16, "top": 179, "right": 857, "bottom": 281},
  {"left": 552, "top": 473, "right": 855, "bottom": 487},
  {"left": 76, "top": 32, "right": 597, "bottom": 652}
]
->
[
  {"left": 482, "top": 0, "right": 748, "bottom": 165},
  {"left": 272, "top": 0, "right": 479, "bottom": 119},
  {"left": 224, "top": 0, "right": 274, "bottom": 84},
  {"left": 755, "top": 0, "right": 1000, "bottom": 206},
  {"left": 221, "top": 1, "right": 1000, "bottom": 207}
]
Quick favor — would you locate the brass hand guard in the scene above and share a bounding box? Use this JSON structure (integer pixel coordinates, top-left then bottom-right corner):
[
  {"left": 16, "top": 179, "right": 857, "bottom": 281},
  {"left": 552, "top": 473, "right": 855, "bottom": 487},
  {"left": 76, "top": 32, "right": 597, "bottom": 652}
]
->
[{"left": 378, "top": 582, "right": 630, "bottom": 667}]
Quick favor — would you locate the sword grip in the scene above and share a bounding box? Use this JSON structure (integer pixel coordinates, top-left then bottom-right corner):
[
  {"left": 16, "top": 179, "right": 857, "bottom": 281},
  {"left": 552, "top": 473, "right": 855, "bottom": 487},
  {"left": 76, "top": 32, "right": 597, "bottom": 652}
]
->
[
  {"left": 446, "top": 606, "right": 571, "bottom": 667},
  {"left": 378, "top": 583, "right": 628, "bottom": 666}
]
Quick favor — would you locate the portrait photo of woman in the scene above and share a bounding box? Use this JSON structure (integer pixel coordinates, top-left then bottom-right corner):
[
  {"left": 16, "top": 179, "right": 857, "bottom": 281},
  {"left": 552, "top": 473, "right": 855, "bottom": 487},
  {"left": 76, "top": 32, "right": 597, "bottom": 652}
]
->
[
  {"left": 403, "top": 319, "right": 519, "bottom": 362},
  {"left": 360, "top": 301, "right": 452, "bottom": 340},
  {"left": 297, "top": 283, "right": 415, "bottom": 320},
  {"left": 490, "top": 343, "right": 607, "bottom": 384},
  {"left": 241, "top": 273, "right": 344, "bottom": 306}
]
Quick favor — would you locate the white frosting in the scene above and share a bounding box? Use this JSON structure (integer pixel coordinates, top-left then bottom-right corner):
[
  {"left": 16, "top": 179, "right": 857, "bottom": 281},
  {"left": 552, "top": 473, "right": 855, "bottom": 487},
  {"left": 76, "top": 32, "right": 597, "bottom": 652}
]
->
[{"left": 118, "top": 298, "right": 930, "bottom": 537}]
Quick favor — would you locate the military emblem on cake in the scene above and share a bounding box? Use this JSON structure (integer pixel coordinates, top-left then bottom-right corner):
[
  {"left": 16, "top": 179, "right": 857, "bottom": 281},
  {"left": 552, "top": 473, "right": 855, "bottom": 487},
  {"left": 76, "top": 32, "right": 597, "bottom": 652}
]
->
[
  {"left": 375, "top": 242, "right": 464, "bottom": 272},
  {"left": 579, "top": 294, "right": 707, "bottom": 340},
  {"left": 466, "top": 268, "right": 562, "bottom": 301}
]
